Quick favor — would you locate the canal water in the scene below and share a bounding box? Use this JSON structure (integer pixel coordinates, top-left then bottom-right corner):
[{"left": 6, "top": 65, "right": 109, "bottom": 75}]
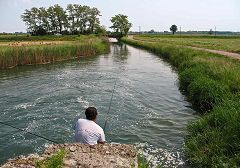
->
[{"left": 0, "top": 43, "right": 197, "bottom": 167}]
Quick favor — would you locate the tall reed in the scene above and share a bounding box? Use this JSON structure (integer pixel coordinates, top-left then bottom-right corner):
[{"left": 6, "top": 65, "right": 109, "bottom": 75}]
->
[{"left": 0, "top": 37, "right": 109, "bottom": 69}]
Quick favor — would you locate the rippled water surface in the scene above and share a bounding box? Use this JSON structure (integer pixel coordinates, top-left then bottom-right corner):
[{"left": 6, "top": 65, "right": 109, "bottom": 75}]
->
[{"left": 0, "top": 44, "right": 197, "bottom": 167}]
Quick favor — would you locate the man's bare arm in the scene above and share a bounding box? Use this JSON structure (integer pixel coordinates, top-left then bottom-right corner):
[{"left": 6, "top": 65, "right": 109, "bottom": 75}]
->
[{"left": 97, "top": 141, "right": 105, "bottom": 144}]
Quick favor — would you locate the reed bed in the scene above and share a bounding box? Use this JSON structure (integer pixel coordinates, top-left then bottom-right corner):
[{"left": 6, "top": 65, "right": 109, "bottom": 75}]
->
[
  {"left": 0, "top": 34, "right": 92, "bottom": 42},
  {"left": 0, "top": 36, "right": 109, "bottom": 69},
  {"left": 122, "top": 37, "right": 240, "bottom": 167}
]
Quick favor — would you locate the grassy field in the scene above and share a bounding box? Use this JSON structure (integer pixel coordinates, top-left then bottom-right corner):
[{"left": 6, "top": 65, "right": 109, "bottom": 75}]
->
[
  {"left": 133, "top": 35, "right": 240, "bottom": 53},
  {"left": 122, "top": 36, "right": 240, "bottom": 167},
  {"left": 0, "top": 35, "right": 109, "bottom": 69}
]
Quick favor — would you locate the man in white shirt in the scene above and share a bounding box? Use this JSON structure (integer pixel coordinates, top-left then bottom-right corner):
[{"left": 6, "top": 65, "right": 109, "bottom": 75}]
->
[{"left": 75, "top": 107, "right": 105, "bottom": 145}]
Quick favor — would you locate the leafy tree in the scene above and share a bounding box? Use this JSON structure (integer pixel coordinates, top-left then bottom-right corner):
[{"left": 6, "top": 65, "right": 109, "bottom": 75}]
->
[
  {"left": 37, "top": 7, "right": 49, "bottom": 34},
  {"left": 149, "top": 29, "right": 155, "bottom": 33},
  {"left": 95, "top": 25, "right": 107, "bottom": 36},
  {"left": 21, "top": 7, "right": 48, "bottom": 35},
  {"left": 21, "top": 9, "right": 34, "bottom": 34},
  {"left": 21, "top": 8, "right": 38, "bottom": 35},
  {"left": 47, "top": 6, "right": 58, "bottom": 34},
  {"left": 52, "top": 4, "right": 68, "bottom": 34},
  {"left": 35, "top": 26, "right": 47, "bottom": 35},
  {"left": 88, "top": 7, "right": 101, "bottom": 33},
  {"left": 21, "top": 4, "right": 102, "bottom": 35},
  {"left": 110, "top": 14, "right": 132, "bottom": 37},
  {"left": 73, "top": 5, "right": 90, "bottom": 34},
  {"left": 170, "top": 25, "right": 178, "bottom": 35},
  {"left": 66, "top": 4, "right": 76, "bottom": 34},
  {"left": 80, "top": 5, "right": 91, "bottom": 34},
  {"left": 208, "top": 29, "right": 213, "bottom": 35}
]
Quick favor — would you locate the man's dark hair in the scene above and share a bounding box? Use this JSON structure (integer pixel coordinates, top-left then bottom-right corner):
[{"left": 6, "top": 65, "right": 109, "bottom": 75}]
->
[{"left": 85, "top": 107, "right": 98, "bottom": 120}]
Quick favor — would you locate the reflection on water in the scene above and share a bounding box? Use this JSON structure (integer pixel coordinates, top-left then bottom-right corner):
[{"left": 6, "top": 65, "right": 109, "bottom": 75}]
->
[{"left": 0, "top": 43, "right": 197, "bottom": 167}]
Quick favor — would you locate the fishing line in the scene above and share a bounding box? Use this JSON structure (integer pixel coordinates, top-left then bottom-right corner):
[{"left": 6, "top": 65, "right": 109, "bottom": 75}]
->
[
  {"left": 103, "top": 78, "right": 118, "bottom": 131},
  {"left": 0, "top": 121, "right": 59, "bottom": 144}
]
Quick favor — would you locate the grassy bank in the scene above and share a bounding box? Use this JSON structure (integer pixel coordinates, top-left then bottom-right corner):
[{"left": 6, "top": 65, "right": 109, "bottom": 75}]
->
[
  {"left": 133, "top": 35, "right": 240, "bottom": 53},
  {"left": 122, "top": 37, "right": 240, "bottom": 167},
  {"left": 0, "top": 35, "right": 109, "bottom": 69}
]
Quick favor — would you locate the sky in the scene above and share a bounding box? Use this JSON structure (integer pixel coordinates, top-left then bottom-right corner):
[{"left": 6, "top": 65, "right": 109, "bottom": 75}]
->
[{"left": 0, "top": 0, "right": 239, "bottom": 33}]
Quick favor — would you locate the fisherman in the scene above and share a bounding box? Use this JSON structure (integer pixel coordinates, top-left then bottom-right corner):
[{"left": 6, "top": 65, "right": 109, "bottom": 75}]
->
[{"left": 75, "top": 107, "right": 105, "bottom": 145}]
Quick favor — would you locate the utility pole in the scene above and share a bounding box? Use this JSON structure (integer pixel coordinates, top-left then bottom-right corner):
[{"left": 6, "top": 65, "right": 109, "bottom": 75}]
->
[
  {"left": 180, "top": 26, "right": 182, "bottom": 36},
  {"left": 139, "top": 26, "right": 141, "bottom": 35},
  {"left": 215, "top": 26, "right": 217, "bottom": 36}
]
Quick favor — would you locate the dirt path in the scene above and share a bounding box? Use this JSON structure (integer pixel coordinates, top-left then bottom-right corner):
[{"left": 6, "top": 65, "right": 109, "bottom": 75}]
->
[
  {"left": 187, "top": 46, "right": 240, "bottom": 60},
  {"left": 127, "top": 36, "right": 240, "bottom": 60}
]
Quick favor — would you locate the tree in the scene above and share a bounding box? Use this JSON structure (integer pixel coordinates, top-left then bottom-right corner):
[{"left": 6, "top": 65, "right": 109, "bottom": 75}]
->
[
  {"left": 208, "top": 29, "right": 213, "bottom": 35},
  {"left": 21, "top": 4, "right": 102, "bottom": 35},
  {"left": 21, "top": 9, "right": 34, "bottom": 34},
  {"left": 52, "top": 4, "right": 68, "bottom": 34},
  {"left": 21, "top": 8, "right": 38, "bottom": 35},
  {"left": 95, "top": 25, "right": 107, "bottom": 36},
  {"left": 21, "top": 7, "right": 49, "bottom": 35},
  {"left": 80, "top": 5, "right": 91, "bottom": 34},
  {"left": 170, "top": 25, "right": 178, "bottom": 35},
  {"left": 47, "top": 5, "right": 68, "bottom": 34},
  {"left": 149, "top": 29, "right": 155, "bottom": 34},
  {"left": 74, "top": 5, "right": 91, "bottom": 34},
  {"left": 35, "top": 26, "right": 47, "bottom": 35},
  {"left": 66, "top": 4, "right": 76, "bottom": 34},
  {"left": 88, "top": 7, "right": 101, "bottom": 33},
  {"left": 37, "top": 7, "right": 49, "bottom": 35},
  {"left": 47, "top": 6, "right": 58, "bottom": 34},
  {"left": 110, "top": 14, "right": 132, "bottom": 37}
]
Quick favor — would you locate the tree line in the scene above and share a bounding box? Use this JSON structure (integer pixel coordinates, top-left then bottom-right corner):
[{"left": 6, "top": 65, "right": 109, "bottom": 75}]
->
[{"left": 21, "top": 4, "right": 103, "bottom": 35}]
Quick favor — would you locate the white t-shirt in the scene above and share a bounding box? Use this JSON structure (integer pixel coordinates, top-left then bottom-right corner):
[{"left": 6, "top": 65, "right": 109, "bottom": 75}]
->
[{"left": 74, "top": 119, "right": 105, "bottom": 145}]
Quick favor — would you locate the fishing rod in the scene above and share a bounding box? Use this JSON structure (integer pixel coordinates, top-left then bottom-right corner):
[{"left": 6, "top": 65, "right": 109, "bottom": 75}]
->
[
  {"left": 103, "top": 78, "right": 118, "bottom": 131},
  {"left": 0, "top": 121, "right": 59, "bottom": 144}
]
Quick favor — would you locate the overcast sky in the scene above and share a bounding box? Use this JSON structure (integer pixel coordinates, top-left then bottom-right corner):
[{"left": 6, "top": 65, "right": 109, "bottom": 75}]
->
[{"left": 0, "top": 0, "right": 239, "bottom": 33}]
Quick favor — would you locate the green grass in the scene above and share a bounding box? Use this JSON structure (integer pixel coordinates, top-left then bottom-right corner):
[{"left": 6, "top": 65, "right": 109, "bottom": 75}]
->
[
  {"left": 137, "top": 154, "right": 163, "bottom": 168},
  {"left": 186, "top": 95, "right": 240, "bottom": 167},
  {"left": 0, "top": 35, "right": 109, "bottom": 69},
  {"left": 122, "top": 37, "right": 240, "bottom": 167},
  {"left": 36, "top": 148, "right": 66, "bottom": 168},
  {"left": 138, "top": 154, "right": 150, "bottom": 168},
  {"left": 133, "top": 35, "right": 240, "bottom": 53}
]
